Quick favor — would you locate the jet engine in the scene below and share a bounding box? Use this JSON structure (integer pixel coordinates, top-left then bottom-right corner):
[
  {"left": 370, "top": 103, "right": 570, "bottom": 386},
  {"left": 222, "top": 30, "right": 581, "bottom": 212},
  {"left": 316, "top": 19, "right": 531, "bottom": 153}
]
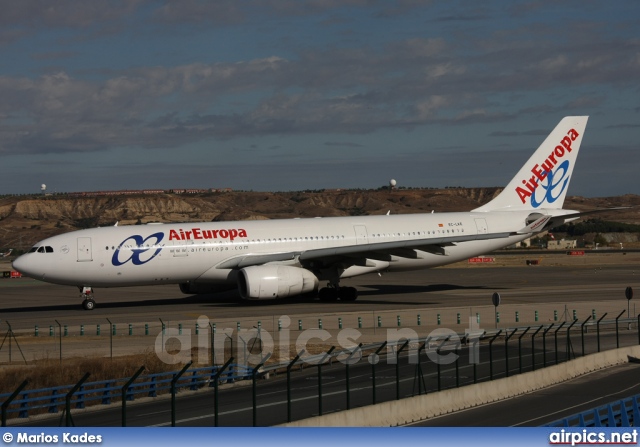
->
[{"left": 238, "top": 265, "right": 319, "bottom": 300}]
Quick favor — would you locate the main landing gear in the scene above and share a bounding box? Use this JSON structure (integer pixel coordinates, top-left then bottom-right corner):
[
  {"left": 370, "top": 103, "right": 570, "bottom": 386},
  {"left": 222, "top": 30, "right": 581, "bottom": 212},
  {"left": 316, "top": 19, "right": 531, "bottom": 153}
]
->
[
  {"left": 318, "top": 284, "right": 358, "bottom": 301},
  {"left": 80, "top": 286, "right": 96, "bottom": 310}
]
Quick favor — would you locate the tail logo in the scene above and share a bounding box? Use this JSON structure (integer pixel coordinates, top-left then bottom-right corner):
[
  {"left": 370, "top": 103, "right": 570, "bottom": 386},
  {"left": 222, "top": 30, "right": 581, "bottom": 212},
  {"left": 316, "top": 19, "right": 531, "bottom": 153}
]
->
[
  {"left": 530, "top": 160, "right": 570, "bottom": 208},
  {"left": 515, "top": 127, "right": 579, "bottom": 207}
]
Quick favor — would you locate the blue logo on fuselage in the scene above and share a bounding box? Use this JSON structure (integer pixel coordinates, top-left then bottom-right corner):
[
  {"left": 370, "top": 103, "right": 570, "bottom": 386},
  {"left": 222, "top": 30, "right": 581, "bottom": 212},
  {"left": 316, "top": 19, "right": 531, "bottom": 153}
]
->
[{"left": 112, "top": 232, "right": 165, "bottom": 266}]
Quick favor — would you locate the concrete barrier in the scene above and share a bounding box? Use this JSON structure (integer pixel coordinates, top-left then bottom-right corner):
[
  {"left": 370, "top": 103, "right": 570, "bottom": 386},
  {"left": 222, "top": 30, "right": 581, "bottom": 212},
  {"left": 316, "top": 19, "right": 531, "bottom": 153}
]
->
[{"left": 281, "top": 345, "right": 640, "bottom": 427}]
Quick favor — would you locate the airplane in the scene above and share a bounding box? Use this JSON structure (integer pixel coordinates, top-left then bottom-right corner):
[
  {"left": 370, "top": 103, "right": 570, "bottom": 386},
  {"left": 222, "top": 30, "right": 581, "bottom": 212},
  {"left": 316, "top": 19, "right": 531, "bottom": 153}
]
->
[
  {"left": 1, "top": 249, "right": 13, "bottom": 258},
  {"left": 13, "top": 116, "right": 611, "bottom": 310}
]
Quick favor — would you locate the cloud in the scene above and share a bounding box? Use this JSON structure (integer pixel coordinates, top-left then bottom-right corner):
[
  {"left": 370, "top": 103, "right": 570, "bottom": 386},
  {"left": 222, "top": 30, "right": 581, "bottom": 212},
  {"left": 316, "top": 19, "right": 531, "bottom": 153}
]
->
[
  {"left": 605, "top": 123, "right": 640, "bottom": 129},
  {"left": 0, "top": 28, "right": 26, "bottom": 46},
  {"left": 0, "top": 36, "right": 461, "bottom": 155},
  {"left": 0, "top": 0, "right": 145, "bottom": 28},
  {"left": 151, "top": 0, "right": 249, "bottom": 25},
  {"left": 151, "top": 0, "right": 427, "bottom": 25},
  {"left": 324, "top": 141, "right": 364, "bottom": 147},
  {"left": 1, "top": 2, "right": 639, "bottom": 160},
  {"left": 490, "top": 130, "right": 549, "bottom": 137},
  {"left": 30, "top": 51, "right": 78, "bottom": 61}
]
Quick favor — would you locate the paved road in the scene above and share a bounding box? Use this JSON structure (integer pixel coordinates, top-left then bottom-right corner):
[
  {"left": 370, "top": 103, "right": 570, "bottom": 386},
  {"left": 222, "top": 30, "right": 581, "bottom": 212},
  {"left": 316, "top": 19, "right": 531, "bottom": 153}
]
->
[
  {"left": 410, "top": 362, "right": 640, "bottom": 427},
  {"left": 0, "top": 254, "right": 638, "bottom": 360},
  {"left": 8, "top": 329, "right": 640, "bottom": 427},
  {"left": 0, "top": 253, "right": 638, "bottom": 331}
]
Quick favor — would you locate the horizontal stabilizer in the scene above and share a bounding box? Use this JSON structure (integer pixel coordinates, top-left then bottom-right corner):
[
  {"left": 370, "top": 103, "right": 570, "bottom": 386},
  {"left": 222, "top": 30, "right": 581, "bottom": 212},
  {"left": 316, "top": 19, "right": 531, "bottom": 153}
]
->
[{"left": 515, "top": 215, "right": 552, "bottom": 234}]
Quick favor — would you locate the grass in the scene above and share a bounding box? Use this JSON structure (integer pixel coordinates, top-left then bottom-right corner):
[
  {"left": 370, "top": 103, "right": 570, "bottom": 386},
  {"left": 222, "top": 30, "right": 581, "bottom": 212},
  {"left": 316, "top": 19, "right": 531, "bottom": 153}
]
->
[
  {"left": 0, "top": 341, "right": 357, "bottom": 395},
  {"left": 0, "top": 350, "right": 186, "bottom": 395}
]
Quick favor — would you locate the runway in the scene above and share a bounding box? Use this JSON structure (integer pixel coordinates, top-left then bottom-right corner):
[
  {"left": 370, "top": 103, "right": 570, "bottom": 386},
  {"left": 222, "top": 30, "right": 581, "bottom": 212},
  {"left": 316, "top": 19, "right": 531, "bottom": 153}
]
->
[
  {"left": 0, "top": 252, "right": 638, "bottom": 329},
  {"left": 1, "top": 252, "right": 639, "bottom": 427}
]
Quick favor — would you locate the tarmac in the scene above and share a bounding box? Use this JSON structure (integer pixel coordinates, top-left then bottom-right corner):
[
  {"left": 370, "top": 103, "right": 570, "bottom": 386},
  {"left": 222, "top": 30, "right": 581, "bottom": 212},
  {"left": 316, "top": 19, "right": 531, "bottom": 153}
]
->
[{"left": 0, "top": 251, "right": 638, "bottom": 364}]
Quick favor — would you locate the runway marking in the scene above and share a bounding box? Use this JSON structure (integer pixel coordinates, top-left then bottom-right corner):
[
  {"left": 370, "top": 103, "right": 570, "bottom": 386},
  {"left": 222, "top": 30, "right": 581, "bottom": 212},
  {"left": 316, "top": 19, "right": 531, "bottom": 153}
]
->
[
  {"left": 511, "top": 369, "right": 640, "bottom": 426},
  {"left": 148, "top": 357, "right": 503, "bottom": 427},
  {"left": 148, "top": 357, "right": 436, "bottom": 426},
  {"left": 138, "top": 409, "right": 170, "bottom": 417},
  {"left": 402, "top": 364, "right": 640, "bottom": 427},
  {"left": 147, "top": 385, "right": 375, "bottom": 426}
]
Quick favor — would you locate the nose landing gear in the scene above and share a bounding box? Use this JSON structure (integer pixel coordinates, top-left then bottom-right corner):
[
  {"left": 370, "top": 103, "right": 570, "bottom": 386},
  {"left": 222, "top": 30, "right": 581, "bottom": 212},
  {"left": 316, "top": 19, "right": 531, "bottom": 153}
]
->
[{"left": 80, "top": 286, "right": 96, "bottom": 310}]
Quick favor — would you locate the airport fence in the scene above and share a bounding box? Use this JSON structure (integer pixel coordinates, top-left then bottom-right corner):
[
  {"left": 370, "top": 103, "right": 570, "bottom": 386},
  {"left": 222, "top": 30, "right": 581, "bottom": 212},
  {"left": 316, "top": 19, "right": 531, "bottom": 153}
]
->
[
  {"left": 0, "top": 363, "right": 252, "bottom": 427},
  {"left": 1, "top": 314, "right": 639, "bottom": 427},
  {"left": 0, "top": 297, "right": 637, "bottom": 365}
]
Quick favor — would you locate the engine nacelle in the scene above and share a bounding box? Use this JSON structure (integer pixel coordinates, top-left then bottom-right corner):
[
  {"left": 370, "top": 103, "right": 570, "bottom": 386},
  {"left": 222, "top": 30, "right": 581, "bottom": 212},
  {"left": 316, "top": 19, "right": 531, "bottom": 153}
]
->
[
  {"left": 179, "top": 282, "right": 235, "bottom": 295},
  {"left": 238, "top": 265, "right": 319, "bottom": 300}
]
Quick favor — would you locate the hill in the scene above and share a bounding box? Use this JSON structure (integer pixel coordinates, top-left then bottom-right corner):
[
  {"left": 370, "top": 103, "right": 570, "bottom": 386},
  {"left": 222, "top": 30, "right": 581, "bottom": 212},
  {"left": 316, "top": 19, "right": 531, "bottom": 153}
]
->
[{"left": 1, "top": 189, "right": 638, "bottom": 252}]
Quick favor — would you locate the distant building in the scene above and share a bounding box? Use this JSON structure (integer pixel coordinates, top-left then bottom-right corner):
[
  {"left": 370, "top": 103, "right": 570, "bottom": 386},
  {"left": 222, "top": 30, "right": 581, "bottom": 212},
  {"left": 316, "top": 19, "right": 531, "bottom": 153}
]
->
[
  {"left": 508, "top": 236, "right": 535, "bottom": 249},
  {"left": 547, "top": 239, "right": 577, "bottom": 250},
  {"left": 66, "top": 187, "right": 226, "bottom": 197}
]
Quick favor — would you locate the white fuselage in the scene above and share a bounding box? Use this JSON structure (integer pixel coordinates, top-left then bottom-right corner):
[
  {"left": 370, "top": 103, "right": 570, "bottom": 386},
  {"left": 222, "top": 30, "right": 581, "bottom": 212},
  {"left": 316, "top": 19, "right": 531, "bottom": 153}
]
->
[{"left": 13, "top": 210, "right": 531, "bottom": 289}]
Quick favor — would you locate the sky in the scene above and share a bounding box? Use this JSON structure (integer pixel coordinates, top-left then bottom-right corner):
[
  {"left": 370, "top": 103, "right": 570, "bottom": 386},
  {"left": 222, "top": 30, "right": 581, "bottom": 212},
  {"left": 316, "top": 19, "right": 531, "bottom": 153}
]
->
[{"left": 0, "top": 0, "right": 639, "bottom": 197}]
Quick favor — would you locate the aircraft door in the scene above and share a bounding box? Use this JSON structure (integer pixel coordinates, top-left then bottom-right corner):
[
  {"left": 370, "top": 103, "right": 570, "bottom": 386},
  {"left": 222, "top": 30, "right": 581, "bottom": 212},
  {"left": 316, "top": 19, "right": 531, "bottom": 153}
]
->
[
  {"left": 354, "top": 225, "right": 369, "bottom": 245},
  {"left": 474, "top": 218, "right": 489, "bottom": 234},
  {"left": 77, "top": 237, "right": 93, "bottom": 262}
]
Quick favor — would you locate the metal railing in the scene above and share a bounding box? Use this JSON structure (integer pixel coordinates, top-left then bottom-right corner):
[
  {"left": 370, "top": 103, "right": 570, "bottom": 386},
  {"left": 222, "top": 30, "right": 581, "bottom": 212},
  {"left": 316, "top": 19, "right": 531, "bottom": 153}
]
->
[
  {"left": 0, "top": 364, "right": 251, "bottom": 426},
  {"left": 1, "top": 315, "right": 638, "bottom": 427},
  {"left": 546, "top": 394, "right": 640, "bottom": 427}
]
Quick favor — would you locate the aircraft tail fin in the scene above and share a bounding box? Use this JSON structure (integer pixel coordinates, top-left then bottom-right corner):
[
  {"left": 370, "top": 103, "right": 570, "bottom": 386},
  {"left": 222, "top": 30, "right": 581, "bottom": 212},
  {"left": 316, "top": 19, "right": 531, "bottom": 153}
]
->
[{"left": 473, "top": 116, "right": 588, "bottom": 212}]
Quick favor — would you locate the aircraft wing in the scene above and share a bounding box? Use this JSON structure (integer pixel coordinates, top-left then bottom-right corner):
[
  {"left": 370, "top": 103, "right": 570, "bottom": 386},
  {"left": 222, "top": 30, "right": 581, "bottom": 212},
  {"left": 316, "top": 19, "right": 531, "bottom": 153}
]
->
[
  {"left": 215, "top": 231, "right": 513, "bottom": 269},
  {"left": 319, "top": 206, "right": 633, "bottom": 263},
  {"left": 299, "top": 232, "right": 513, "bottom": 262},
  {"left": 216, "top": 252, "right": 297, "bottom": 269},
  {"left": 216, "top": 206, "right": 631, "bottom": 270}
]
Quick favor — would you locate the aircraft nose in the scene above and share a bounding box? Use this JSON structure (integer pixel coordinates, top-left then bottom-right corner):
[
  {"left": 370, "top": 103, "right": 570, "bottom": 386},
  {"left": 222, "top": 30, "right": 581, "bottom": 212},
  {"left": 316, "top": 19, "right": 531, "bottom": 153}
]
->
[{"left": 12, "top": 255, "right": 31, "bottom": 276}]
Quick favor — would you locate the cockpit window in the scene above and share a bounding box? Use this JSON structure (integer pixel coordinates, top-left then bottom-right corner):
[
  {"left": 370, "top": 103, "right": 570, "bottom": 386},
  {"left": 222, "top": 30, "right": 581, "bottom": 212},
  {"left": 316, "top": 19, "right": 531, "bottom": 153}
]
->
[{"left": 30, "top": 246, "right": 54, "bottom": 253}]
